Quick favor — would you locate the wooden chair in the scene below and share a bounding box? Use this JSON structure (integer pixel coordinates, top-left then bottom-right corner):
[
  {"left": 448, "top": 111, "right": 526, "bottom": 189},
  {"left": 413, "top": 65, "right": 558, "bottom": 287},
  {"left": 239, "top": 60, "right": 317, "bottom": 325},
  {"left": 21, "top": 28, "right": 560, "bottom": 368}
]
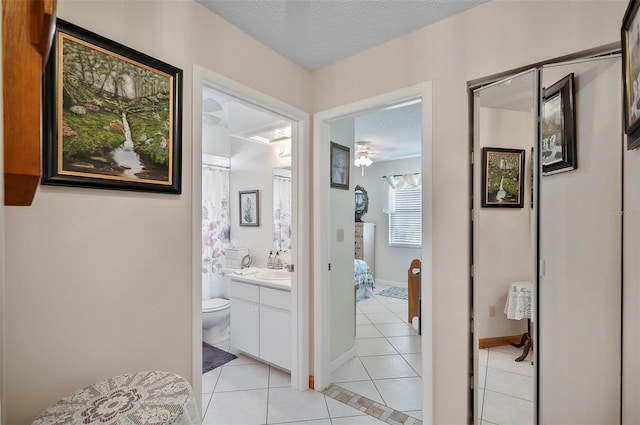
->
[{"left": 408, "top": 259, "right": 421, "bottom": 334}]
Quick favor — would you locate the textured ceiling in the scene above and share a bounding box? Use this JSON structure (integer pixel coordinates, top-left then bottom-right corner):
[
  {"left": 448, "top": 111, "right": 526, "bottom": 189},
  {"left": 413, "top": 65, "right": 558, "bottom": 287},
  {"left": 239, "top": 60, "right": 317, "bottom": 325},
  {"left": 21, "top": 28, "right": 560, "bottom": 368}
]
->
[
  {"left": 197, "top": 0, "right": 487, "bottom": 71},
  {"left": 198, "top": 0, "right": 477, "bottom": 157},
  {"left": 354, "top": 101, "right": 421, "bottom": 162}
]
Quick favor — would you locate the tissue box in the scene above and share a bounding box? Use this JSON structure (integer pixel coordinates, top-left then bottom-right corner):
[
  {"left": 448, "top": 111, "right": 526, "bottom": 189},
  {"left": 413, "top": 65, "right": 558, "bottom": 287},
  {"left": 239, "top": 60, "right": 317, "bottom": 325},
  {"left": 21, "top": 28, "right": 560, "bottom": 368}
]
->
[{"left": 225, "top": 248, "right": 249, "bottom": 268}]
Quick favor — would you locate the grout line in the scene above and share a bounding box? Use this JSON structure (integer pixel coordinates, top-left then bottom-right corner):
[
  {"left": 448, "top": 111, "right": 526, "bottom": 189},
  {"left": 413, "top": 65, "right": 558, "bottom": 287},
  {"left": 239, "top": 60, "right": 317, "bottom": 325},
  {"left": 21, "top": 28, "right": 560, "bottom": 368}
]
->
[
  {"left": 322, "top": 393, "right": 333, "bottom": 423},
  {"left": 265, "top": 366, "right": 271, "bottom": 425},
  {"left": 484, "top": 364, "right": 534, "bottom": 378},
  {"left": 482, "top": 387, "right": 535, "bottom": 403},
  {"left": 323, "top": 383, "right": 422, "bottom": 425}
]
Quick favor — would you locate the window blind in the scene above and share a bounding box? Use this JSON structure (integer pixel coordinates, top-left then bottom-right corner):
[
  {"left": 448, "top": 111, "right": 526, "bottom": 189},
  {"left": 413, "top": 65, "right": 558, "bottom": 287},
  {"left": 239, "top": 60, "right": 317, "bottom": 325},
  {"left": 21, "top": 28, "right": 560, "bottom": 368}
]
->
[{"left": 389, "top": 186, "right": 422, "bottom": 247}]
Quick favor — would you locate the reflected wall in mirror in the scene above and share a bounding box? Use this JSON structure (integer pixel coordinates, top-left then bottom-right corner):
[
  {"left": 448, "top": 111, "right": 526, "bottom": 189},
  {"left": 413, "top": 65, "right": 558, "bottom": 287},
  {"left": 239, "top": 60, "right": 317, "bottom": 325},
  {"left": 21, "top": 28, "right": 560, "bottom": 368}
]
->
[
  {"left": 354, "top": 184, "right": 368, "bottom": 222},
  {"left": 472, "top": 69, "right": 537, "bottom": 425},
  {"left": 273, "top": 168, "right": 292, "bottom": 252}
]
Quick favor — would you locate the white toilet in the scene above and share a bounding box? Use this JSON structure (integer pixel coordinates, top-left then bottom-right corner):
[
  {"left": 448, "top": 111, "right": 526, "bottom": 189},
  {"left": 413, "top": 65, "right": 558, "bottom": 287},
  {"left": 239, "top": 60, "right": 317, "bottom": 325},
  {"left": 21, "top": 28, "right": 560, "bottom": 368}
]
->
[{"left": 202, "top": 270, "right": 232, "bottom": 345}]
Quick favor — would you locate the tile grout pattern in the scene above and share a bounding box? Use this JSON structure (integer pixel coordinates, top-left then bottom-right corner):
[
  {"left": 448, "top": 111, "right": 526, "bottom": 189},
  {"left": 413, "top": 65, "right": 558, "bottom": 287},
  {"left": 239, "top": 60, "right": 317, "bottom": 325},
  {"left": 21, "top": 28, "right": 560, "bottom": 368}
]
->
[
  {"left": 324, "top": 384, "right": 422, "bottom": 425},
  {"left": 201, "top": 285, "right": 422, "bottom": 425},
  {"left": 203, "top": 344, "right": 392, "bottom": 424},
  {"left": 330, "top": 288, "right": 423, "bottom": 420},
  {"left": 477, "top": 346, "right": 534, "bottom": 425}
]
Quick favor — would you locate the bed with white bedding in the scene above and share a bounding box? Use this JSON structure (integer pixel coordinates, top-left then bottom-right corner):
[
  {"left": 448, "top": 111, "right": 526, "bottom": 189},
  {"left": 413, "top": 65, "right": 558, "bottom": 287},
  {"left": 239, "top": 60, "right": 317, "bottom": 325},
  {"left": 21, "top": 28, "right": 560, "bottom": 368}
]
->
[{"left": 354, "top": 258, "right": 375, "bottom": 300}]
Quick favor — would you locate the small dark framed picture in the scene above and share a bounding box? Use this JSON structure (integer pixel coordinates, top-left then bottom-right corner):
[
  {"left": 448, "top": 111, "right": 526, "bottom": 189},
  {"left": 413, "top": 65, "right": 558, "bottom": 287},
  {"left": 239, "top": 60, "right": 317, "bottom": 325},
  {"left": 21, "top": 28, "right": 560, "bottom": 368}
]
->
[
  {"left": 481, "top": 147, "right": 525, "bottom": 208},
  {"left": 42, "top": 19, "right": 183, "bottom": 193},
  {"left": 239, "top": 190, "right": 259, "bottom": 227},
  {"left": 622, "top": 0, "right": 640, "bottom": 149},
  {"left": 541, "top": 73, "right": 576, "bottom": 175},
  {"left": 330, "top": 142, "right": 350, "bottom": 190}
]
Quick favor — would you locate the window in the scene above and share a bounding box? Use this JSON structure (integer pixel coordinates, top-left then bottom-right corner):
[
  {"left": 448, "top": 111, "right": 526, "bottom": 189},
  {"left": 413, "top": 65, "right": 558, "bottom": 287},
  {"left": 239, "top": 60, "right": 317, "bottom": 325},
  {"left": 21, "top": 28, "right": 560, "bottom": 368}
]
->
[{"left": 389, "top": 186, "right": 422, "bottom": 247}]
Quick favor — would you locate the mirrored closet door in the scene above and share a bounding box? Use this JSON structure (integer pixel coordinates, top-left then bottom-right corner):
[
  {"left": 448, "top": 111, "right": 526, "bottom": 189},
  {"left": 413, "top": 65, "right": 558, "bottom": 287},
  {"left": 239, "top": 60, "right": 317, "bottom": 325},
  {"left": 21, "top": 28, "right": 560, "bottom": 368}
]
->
[
  {"left": 472, "top": 69, "right": 538, "bottom": 425},
  {"left": 471, "top": 53, "right": 624, "bottom": 425}
]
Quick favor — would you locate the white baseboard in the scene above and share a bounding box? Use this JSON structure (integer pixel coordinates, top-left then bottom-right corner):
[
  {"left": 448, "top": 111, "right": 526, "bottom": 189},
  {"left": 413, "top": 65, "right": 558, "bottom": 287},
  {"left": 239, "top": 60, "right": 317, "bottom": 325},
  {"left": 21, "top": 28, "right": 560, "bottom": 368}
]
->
[
  {"left": 375, "top": 279, "right": 407, "bottom": 288},
  {"left": 330, "top": 346, "right": 356, "bottom": 372}
]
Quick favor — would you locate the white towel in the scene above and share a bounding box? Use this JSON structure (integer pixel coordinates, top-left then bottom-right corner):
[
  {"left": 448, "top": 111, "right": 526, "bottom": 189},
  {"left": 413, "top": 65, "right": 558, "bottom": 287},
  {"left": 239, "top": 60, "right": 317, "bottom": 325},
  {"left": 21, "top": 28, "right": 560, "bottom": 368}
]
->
[{"left": 235, "top": 267, "right": 260, "bottom": 275}]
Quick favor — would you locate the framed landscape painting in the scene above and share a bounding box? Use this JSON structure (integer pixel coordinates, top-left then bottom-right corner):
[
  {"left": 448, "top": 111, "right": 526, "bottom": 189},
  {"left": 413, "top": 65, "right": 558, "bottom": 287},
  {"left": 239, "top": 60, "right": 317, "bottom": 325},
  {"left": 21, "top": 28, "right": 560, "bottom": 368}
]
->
[
  {"left": 42, "top": 19, "right": 183, "bottom": 193},
  {"left": 330, "top": 142, "right": 350, "bottom": 190},
  {"left": 481, "top": 147, "right": 525, "bottom": 208},
  {"left": 541, "top": 73, "right": 576, "bottom": 175},
  {"left": 623, "top": 0, "right": 640, "bottom": 149}
]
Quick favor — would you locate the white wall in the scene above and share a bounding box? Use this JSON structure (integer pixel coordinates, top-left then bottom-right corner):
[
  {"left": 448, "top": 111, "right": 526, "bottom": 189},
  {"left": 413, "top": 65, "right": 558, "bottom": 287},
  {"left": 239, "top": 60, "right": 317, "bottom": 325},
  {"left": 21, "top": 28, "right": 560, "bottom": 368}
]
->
[
  {"left": 475, "top": 107, "right": 533, "bottom": 340},
  {"left": 230, "top": 137, "right": 291, "bottom": 268},
  {"left": 2, "top": 1, "right": 311, "bottom": 423},
  {"left": 312, "top": 1, "right": 625, "bottom": 421},
  {"left": 2, "top": 1, "right": 631, "bottom": 422},
  {"left": 203, "top": 123, "right": 230, "bottom": 158},
  {"left": 329, "top": 118, "right": 356, "bottom": 361},
  {"left": 540, "top": 57, "right": 621, "bottom": 424},
  {"left": 353, "top": 157, "right": 421, "bottom": 285}
]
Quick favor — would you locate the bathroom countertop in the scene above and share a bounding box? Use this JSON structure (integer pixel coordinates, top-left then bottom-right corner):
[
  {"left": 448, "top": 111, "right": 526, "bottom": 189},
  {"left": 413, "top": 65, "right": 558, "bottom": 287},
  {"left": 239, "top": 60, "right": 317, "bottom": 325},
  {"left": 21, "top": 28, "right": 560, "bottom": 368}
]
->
[{"left": 229, "top": 270, "right": 291, "bottom": 292}]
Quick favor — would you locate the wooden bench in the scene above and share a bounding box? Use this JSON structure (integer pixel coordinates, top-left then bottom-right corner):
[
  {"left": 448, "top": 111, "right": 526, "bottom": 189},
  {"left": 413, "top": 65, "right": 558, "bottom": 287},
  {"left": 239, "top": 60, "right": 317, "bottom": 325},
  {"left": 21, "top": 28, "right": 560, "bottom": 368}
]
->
[{"left": 408, "top": 258, "right": 421, "bottom": 334}]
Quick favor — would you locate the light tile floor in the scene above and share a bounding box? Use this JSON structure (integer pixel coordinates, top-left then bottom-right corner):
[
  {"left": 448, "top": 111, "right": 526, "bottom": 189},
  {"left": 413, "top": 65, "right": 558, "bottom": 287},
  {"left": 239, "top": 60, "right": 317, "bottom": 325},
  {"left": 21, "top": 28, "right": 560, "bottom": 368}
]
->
[
  {"left": 330, "top": 290, "right": 423, "bottom": 420},
  {"left": 202, "top": 346, "right": 389, "bottom": 424},
  {"left": 202, "top": 287, "right": 421, "bottom": 424},
  {"left": 477, "top": 345, "right": 534, "bottom": 425}
]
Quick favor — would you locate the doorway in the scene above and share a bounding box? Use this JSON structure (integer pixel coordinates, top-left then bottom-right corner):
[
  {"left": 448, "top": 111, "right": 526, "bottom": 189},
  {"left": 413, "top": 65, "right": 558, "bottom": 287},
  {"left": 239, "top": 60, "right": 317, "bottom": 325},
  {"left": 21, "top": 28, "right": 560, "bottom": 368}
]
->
[
  {"left": 192, "top": 64, "right": 310, "bottom": 417},
  {"left": 313, "top": 82, "right": 434, "bottom": 422}
]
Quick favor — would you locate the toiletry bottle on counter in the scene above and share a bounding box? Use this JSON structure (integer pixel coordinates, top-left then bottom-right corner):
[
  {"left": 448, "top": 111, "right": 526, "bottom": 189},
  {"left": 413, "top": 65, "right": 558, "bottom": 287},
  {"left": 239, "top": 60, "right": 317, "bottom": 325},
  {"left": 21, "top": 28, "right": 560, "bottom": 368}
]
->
[
  {"left": 268, "top": 251, "right": 274, "bottom": 269},
  {"left": 275, "top": 251, "right": 282, "bottom": 269}
]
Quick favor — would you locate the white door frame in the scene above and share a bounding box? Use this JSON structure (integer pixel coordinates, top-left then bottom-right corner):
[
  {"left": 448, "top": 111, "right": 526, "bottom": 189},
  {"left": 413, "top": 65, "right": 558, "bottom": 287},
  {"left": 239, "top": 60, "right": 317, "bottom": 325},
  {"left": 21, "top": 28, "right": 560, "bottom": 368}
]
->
[
  {"left": 192, "top": 64, "right": 311, "bottom": 413},
  {"left": 312, "top": 82, "right": 434, "bottom": 422}
]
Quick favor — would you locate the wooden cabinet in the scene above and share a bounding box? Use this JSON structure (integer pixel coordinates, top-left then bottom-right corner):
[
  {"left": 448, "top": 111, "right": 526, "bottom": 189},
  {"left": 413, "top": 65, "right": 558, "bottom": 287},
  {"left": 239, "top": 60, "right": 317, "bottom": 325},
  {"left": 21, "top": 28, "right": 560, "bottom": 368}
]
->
[
  {"left": 230, "top": 279, "right": 291, "bottom": 370},
  {"left": 355, "top": 222, "right": 375, "bottom": 277},
  {"left": 3, "top": 0, "right": 57, "bottom": 205}
]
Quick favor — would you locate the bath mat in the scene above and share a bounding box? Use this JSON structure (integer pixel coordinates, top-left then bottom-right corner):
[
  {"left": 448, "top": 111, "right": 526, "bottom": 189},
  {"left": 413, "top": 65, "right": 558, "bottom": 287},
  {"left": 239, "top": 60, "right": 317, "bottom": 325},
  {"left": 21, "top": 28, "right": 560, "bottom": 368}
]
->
[
  {"left": 377, "top": 286, "right": 408, "bottom": 300},
  {"left": 202, "top": 342, "right": 237, "bottom": 374}
]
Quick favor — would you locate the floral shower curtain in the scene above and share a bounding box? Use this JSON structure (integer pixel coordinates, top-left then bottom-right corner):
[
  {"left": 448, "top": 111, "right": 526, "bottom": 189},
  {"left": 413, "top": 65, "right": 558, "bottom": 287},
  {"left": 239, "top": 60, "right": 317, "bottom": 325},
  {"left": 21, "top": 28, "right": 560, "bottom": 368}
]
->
[
  {"left": 202, "top": 166, "right": 230, "bottom": 276},
  {"left": 273, "top": 175, "right": 292, "bottom": 252}
]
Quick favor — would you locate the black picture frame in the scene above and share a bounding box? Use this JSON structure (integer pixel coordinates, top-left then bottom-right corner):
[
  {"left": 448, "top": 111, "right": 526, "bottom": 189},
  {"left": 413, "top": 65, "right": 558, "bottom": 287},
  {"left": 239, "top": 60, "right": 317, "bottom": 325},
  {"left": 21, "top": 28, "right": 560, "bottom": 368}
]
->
[
  {"left": 541, "top": 73, "right": 576, "bottom": 175},
  {"left": 330, "top": 142, "right": 350, "bottom": 190},
  {"left": 239, "top": 190, "right": 260, "bottom": 227},
  {"left": 481, "top": 147, "right": 525, "bottom": 208},
  {"left": 622, "top": 0, "right": 640, "bottom": 149},
  {"left": 42, "top": 19, "right": 183, "bottom": 193}
]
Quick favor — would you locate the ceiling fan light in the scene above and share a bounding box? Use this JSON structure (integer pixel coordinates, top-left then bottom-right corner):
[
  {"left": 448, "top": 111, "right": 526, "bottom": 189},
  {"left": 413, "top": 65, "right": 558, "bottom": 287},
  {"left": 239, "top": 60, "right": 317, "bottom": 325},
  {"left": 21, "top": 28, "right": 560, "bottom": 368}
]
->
[{"left": 354, "top": 153, "right": 373, "bottom": 167}]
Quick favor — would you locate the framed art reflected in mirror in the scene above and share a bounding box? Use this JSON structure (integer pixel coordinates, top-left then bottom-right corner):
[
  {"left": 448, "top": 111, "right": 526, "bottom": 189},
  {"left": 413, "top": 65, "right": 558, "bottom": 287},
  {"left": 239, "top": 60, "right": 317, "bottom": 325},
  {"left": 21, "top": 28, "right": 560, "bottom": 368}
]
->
[
  {"left": 239, "top": 190, "right": 259, "bottom": 227},
  {"left": 622, "top": 0, "right": 640, "bottom": 149},
  {"left": 541, "top": 73, "right": 576, "bottom": 175},
  {"left": 481, "top": 147, "right": 525, "bottom": 208}
]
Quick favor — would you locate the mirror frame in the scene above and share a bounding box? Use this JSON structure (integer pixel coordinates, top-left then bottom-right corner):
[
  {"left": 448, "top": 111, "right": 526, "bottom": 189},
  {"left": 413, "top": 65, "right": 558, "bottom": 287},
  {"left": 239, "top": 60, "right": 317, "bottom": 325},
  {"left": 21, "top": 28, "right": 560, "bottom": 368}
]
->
[{"left": 354, "top": 184, "right": 368, "bottom": 222}]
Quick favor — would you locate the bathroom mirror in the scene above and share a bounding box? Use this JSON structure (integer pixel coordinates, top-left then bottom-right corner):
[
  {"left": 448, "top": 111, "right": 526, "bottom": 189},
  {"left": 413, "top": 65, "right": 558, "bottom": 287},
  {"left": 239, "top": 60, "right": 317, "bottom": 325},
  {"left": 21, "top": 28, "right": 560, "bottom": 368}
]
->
[
  {"left": 273, "top": 168, "right": 292, "bottom": 252},
  {"left": 472, "top": 69, "right": 538, "bottom": 425},
  {"left": 354, "top": 184, "right": 368, "bottom": 222}
]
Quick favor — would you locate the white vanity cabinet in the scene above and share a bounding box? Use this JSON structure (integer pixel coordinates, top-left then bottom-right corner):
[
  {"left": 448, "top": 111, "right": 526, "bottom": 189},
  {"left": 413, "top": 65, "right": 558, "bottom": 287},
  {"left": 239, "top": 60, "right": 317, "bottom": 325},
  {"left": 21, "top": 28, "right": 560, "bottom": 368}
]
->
[
  {"left": 230, "top": 281, "right": 260, "bottom": 357},
  {"left": 230, "top": 278, "right": 291, "bottom": 371}
]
